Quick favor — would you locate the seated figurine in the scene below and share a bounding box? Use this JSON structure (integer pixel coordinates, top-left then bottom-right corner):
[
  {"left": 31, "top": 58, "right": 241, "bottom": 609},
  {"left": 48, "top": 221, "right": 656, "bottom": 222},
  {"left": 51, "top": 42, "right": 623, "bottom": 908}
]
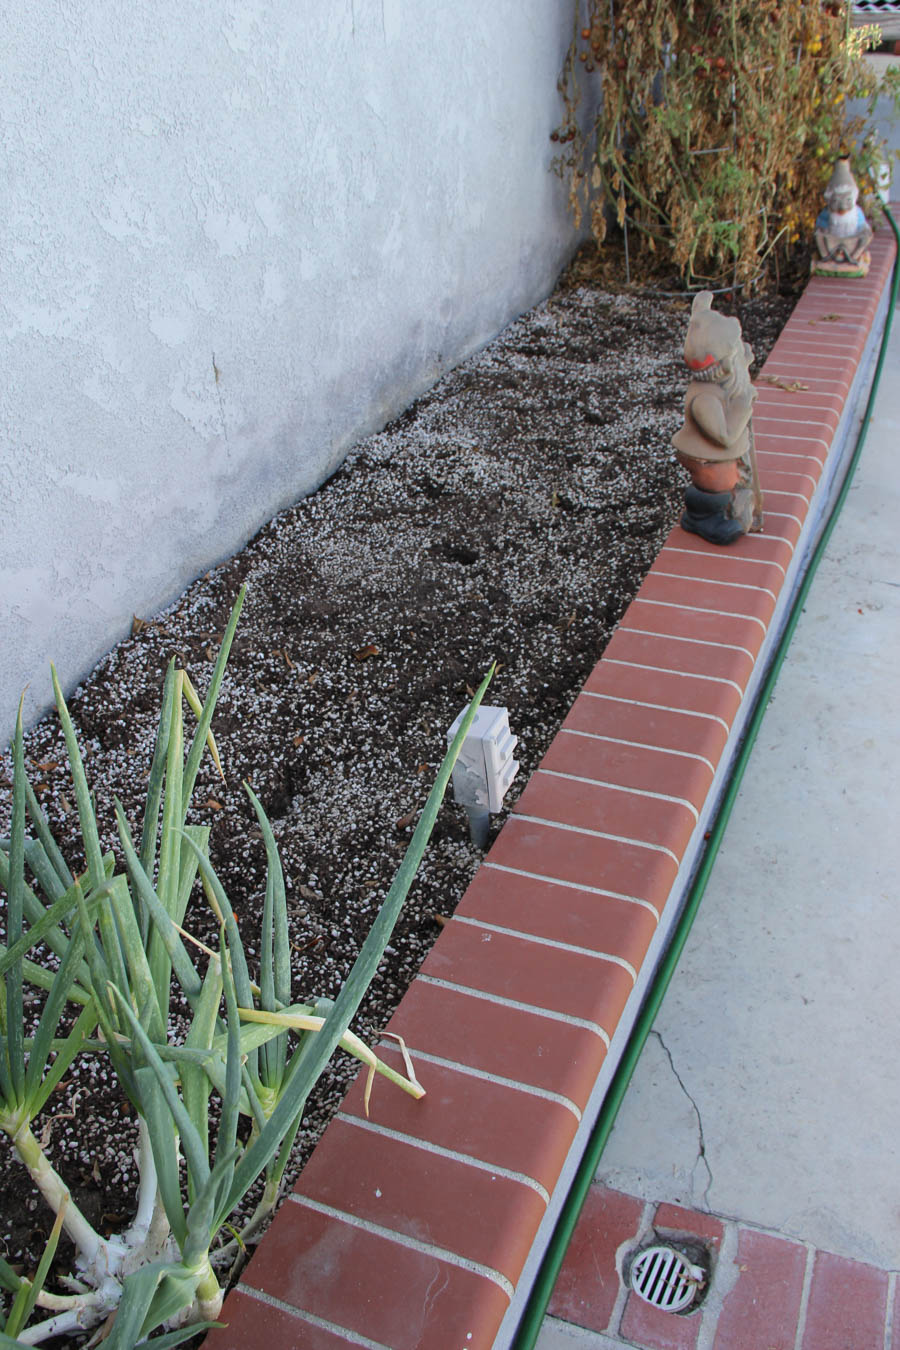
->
[
  {"left": 813, "top": 157, "right": 873, "bottom": 278},
  {"left": 672, "top": 291, "right": 763, "bottom": 546}
]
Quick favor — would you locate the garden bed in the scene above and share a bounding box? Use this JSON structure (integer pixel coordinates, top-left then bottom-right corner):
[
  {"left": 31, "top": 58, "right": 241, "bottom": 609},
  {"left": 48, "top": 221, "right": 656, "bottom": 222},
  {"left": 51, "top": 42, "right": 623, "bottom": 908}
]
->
[{"left": 0, "top": 247, "right": 796, "bottom": 1324}]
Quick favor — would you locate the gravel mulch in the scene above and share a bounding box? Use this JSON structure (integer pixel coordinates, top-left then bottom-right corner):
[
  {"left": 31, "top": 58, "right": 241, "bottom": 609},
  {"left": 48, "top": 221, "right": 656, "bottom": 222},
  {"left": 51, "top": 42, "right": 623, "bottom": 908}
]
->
[{"left": 0, "top": 248, "right": 797, "bottom": 1329}]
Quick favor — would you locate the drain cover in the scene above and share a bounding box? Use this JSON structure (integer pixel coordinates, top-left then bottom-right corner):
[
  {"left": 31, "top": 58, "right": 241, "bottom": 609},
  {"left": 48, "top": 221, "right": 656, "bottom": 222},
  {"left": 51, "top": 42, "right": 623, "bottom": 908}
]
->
[{"left": 629, "top": 1244, "right": 705, "bottom": 1313}]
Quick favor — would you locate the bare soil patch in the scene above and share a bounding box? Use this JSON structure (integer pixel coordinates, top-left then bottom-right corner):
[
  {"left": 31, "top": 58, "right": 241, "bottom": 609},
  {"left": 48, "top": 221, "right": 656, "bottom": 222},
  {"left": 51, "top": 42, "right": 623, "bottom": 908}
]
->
[{"left": 0, "top": 247, "right": 797, "bottom": 1327}]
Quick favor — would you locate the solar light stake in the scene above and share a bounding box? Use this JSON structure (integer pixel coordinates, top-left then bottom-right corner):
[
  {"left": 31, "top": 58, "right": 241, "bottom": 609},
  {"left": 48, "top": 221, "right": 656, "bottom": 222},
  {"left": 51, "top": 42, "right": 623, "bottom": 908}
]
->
[{"left": 446, "top": 704, "right": 519, "bottom": 848}]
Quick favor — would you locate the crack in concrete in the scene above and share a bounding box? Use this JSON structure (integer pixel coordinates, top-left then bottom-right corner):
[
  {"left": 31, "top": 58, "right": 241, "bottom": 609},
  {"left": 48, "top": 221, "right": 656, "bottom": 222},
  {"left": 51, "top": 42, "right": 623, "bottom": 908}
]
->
[{"left": 653, "top": 1029, "right": 714, "bottom": 1208}]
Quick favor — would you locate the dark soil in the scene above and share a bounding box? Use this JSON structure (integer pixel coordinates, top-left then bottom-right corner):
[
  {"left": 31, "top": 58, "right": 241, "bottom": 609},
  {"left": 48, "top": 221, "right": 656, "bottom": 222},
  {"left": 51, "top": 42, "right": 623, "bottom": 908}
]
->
[{"left": 0, "top": 244, "right": 797, "bottom": 1337}]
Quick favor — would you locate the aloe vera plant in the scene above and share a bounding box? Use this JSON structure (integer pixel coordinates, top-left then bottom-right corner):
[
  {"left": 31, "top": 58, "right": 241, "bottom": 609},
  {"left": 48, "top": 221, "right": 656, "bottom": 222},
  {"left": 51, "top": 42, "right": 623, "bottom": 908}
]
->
[{"left": 0, "top": 586, "right": 492, "bottom": 1345}]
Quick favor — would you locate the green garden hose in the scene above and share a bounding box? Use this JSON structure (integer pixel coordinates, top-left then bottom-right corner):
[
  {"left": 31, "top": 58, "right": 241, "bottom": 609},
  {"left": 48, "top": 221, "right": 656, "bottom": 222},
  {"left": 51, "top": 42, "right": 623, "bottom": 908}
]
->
[{"left": 511, "top": 204, "right": 900, "bottom": 1350}]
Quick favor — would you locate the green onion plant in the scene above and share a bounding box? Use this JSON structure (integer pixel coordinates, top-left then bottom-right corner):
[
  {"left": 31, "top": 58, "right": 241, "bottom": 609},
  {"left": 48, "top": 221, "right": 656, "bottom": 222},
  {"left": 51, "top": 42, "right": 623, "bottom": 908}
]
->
[{"left": 0, "top": 586, "right": 492, "bottom": 1345}]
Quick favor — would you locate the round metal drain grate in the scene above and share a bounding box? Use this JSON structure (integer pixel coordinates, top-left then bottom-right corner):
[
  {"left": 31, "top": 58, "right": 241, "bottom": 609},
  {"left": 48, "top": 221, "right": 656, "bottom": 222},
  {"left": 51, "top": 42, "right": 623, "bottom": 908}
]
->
[{"left": 629, "top": 1244, "right": 706, "bottom": 1314}]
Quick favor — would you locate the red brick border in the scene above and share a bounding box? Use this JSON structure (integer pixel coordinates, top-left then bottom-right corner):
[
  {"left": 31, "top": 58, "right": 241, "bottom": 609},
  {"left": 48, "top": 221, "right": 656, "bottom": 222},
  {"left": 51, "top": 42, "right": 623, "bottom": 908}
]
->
[{"left": 205, "top": 215, "right": 897, "bottom": 1350}]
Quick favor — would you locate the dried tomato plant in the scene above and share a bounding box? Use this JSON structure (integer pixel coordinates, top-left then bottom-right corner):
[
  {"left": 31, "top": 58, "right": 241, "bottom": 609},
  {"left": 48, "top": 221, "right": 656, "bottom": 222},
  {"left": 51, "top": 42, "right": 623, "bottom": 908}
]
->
[{"left": 554, "top": 0, "right": 894, "bottom": 287}]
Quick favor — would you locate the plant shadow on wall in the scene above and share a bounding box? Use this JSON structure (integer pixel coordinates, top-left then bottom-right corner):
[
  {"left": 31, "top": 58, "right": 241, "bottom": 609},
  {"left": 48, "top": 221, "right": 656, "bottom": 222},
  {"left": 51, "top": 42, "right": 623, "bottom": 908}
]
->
[
  {"left": 554, "top": 0, "right": 900, "bottom": 288},
  {"left": 0, "top": 587, "right": 494, "bottom": 1346}
]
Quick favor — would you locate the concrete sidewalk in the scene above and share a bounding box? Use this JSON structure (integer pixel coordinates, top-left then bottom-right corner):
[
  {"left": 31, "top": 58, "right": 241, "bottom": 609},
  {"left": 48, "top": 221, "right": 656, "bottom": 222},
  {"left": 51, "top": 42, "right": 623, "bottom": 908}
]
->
[{"left": 535, "top": 271, "right": 900, "bottom": 1345}]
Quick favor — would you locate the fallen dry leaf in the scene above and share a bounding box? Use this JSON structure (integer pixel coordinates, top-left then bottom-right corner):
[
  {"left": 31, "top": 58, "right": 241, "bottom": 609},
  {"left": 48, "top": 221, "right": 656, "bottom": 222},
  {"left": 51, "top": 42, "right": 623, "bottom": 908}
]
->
[
  {"left": 353, "top": 643, "right": 380, "bottom": 661},
  {"left": 394, "top": 809, "right": 417, "bottom": 831},
  {"left": 761, "top": 375, "right": 810, "bottom": 392},
  {"left": 204, "top": 798, "right": 223, "bottom": 811},
  {"left": 290, "top": 936, "right": 324, "bottom": 954}
]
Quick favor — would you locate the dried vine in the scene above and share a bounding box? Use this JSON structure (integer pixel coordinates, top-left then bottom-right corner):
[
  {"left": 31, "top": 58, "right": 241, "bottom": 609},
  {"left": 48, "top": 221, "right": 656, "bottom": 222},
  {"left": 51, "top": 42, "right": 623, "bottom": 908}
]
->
[{"left": 554, "top": 0, "right": 896, "bottom": 287}]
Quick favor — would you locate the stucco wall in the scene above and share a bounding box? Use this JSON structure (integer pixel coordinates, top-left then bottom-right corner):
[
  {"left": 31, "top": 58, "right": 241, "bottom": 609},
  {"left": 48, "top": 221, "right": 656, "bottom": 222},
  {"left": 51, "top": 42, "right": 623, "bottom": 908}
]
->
[{"left": 1, "top": 1, "right": 583, "bottom": 738}]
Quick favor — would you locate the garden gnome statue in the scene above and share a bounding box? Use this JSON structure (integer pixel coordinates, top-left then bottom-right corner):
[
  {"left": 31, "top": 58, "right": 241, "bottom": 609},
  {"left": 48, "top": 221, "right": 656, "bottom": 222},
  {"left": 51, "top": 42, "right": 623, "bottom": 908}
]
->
[
  {"left": 672, "top": 291, "right": 763, "bottom": 545},
  {"left": 813, "top": 157, "right": 873, "bottom": 278}
]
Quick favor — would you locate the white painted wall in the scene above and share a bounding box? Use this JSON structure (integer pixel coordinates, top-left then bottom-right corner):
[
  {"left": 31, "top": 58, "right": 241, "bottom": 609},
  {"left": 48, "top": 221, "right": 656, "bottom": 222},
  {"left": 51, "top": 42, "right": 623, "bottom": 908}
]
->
[{"left": 1, "top": 1, "right": 583, "bottom": 737}]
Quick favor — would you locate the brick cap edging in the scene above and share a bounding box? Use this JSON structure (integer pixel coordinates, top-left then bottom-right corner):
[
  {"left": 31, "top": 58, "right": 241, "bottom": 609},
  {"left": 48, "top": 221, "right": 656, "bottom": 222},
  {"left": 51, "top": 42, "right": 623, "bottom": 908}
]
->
[{"left": 203, "top": 214, "right": 898, "bottom": 1350}]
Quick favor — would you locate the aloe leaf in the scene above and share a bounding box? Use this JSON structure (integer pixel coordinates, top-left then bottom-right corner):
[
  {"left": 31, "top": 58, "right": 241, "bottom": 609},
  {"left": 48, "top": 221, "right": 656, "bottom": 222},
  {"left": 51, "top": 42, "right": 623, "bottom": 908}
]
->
[
  {"left": 139, "top": 659, "right": 176, "bottom": 883},
  {"left": 6, "top": 698, "right": 28, "bottom": 1105},
  {"left": 181, "top": 585, "right": 246, "bottom": 815},
  {"left": 221, "top": 667, "right": 492, "bottom": 1217},
  {"left": 4, "top": 1196, "right": 67, "bottom": 1338},
  {"left": 50, "top": 666, "right": 106, "bottom": 892},
  {"left": 115, "top": 804, "right": 202, "bottom": 1005},
  {"left": 111, "top": 986, "right": 210, "bottom": 1194}
]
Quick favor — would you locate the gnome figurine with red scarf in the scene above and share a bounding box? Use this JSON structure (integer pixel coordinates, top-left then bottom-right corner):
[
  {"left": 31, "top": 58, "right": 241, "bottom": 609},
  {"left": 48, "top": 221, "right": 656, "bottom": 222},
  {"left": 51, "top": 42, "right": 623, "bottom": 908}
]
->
[{"left": 672, "top": 291, "right": 763, "bottom": 546}]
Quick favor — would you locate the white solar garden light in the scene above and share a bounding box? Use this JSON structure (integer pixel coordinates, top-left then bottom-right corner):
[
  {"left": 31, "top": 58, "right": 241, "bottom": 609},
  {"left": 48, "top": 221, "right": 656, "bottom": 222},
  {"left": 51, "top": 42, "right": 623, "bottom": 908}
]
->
[{"left": 446, "top": 703, "right": 519, "bottom": 847}]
